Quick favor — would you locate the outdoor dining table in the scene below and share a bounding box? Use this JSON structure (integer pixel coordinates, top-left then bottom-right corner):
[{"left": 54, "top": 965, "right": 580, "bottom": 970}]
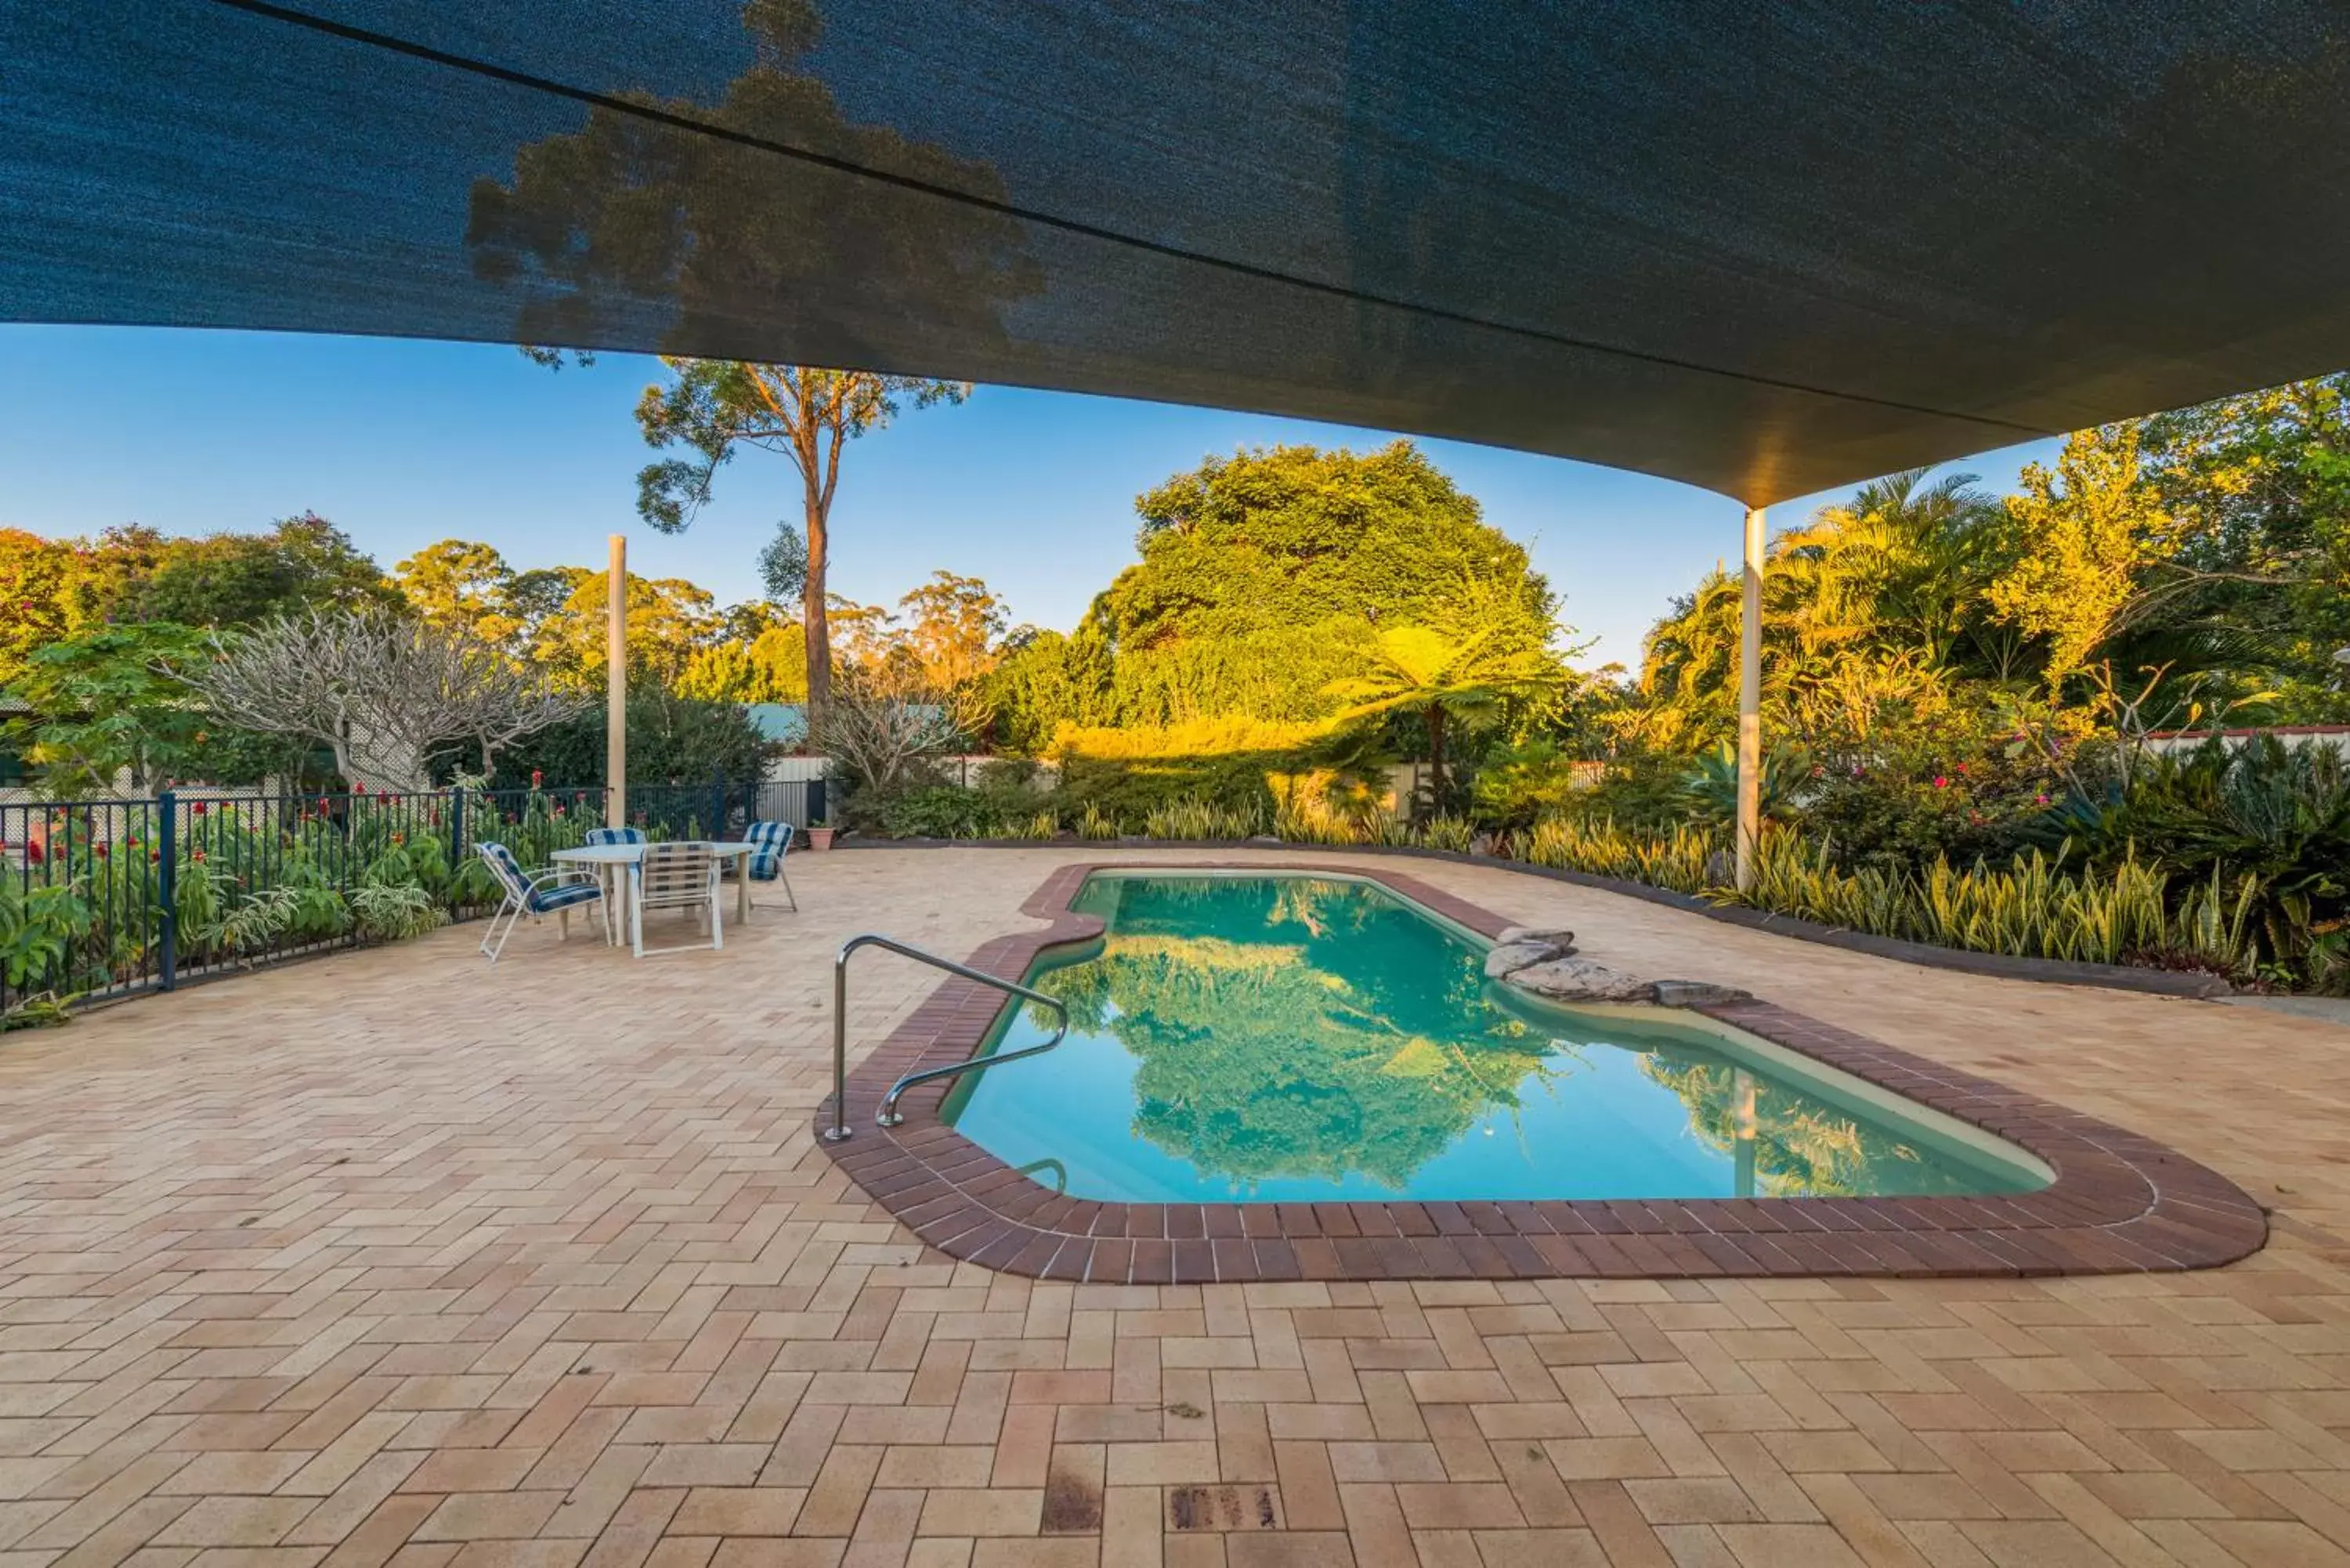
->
[{"left": 548, "top": 840, "right": 757, "bottom": 947}]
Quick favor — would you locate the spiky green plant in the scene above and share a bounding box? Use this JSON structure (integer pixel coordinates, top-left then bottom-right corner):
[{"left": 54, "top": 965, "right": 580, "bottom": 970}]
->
[
  {"left": 1144, "top": 798, "right": 1266, "bottom": 841},
  {"left": 1418, "top": 815, "right": 1477, "bottom": 853}
]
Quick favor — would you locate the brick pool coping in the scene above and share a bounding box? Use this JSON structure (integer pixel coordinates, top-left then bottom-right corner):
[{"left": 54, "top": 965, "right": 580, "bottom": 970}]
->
[{"left": 815, "top": 861, "right": 2268, "bottom": 1283}]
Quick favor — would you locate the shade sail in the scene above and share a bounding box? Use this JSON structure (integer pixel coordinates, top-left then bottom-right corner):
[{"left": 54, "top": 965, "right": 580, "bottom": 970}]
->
[{"left": 9, "top": 0, "right": 2350, "bottom": 503}]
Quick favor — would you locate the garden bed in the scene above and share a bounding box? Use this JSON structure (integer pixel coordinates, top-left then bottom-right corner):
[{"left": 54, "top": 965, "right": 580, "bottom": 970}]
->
[{"left": 840, "top": 836, "right": 2234, "bottom": 998}]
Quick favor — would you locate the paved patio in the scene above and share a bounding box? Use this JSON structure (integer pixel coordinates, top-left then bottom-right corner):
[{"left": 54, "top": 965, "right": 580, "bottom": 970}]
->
[{"left": 0, "top": 846, "right": 2344, "bottom": 1568}]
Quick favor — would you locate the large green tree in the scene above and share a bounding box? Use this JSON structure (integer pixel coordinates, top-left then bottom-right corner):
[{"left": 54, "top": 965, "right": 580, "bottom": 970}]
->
[
  {"left": 1099, "top": 441, "right": 1553, "bottom": 649},
  {"left": 2135, "top": 375, "right": 2350, "bottom": 716},
  {"left": 125, "top": 513, "right": 399, "bottom": 628},
  {"left": 394, "top": 539, "right": 525, "bottom": 648},
  {"left": 989, "top": 441, "right": 1562, "bottom": 749},
  {"left": 1987, "top": 426, "right": 2178, "bottom": 699}
]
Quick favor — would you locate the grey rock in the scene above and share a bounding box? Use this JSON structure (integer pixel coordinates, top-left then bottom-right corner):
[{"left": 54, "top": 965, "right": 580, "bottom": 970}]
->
[
  {"left": 1484, "top": 941, "right": 1559, "bottom": 979},
  {"left": 1650, "top": 979, "right": 1752, "bottom": 1007},
  {"left": 1483, "top": 927, "right": 1578, "bottom": 979},
  {"left": 1503, "top": 956, "right": 1657, "bottom": 1003},
  {"left": 1495, "top": 926, "right": 1577, "bottom": 950}
]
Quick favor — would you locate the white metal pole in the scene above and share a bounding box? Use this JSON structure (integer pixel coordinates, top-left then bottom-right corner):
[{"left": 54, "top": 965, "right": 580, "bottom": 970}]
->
[
  {"left": 1735, "top": 504, "right": 1765, "bottom": 893},
  {"left": 607, "top": 533, "right": 627, "bottom": 828}
]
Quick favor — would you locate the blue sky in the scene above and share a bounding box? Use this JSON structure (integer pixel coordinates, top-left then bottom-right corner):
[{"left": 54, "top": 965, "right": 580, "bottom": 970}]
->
[{"left": 0, "top": 327, "right": 2059, "bottom": 669}]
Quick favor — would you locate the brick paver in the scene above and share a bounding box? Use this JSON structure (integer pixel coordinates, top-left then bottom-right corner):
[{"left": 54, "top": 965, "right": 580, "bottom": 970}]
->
[{"left": 0, "top": 844, "right": 2338, "bottom": 1568}]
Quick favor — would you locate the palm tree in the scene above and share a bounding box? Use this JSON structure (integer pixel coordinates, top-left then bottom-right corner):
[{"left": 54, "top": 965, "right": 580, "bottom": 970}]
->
[{"left": 1325, "top": 623, "right": 1553, "bottom": 807}]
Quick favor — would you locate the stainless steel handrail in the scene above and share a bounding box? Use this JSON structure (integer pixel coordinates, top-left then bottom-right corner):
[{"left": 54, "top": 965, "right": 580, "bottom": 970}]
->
[{"left": 824, "top": 933, "right": 1068, "bottom": 1142}]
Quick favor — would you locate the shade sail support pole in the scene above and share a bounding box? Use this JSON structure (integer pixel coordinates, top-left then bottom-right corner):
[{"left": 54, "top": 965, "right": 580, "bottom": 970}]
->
[
  {"left": 1735, "top": 504, "right": 1764, "bottom": 893},
  {"left": 607, "top": 533, "right": 627, "bottom": 828}
]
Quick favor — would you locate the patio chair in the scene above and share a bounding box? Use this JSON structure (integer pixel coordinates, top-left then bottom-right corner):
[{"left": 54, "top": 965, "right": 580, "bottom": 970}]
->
[
  {"left": 629, "top": 840, "right": 723, "bottom": 958},
  {"left": 577, "top": 826, "right": 647, "bottom": 936},
  {"left": 739, "top": 819, "right": 799, "bottom": 911},
  {"left": 475, "top": 841, "right": 605, "bottom": 964}
]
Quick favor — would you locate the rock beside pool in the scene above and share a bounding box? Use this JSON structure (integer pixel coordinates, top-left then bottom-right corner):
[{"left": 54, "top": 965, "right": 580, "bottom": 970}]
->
[
  {"left": 1650, "top": 978, "right": 1752, "bottom": 1007},
  {"left": 1499, "top": 956, "right": 1752, "bottom": 1008},
  {"left": 1502, "top": 955, "right": 1656, "bottom": 1002},
  {"left": 1483, "top": 927, "right": 1577, "bottom": 978}
]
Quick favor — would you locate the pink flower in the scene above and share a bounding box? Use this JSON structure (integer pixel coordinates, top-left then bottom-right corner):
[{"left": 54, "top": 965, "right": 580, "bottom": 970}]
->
[
  {"left": 2035, "top": 793, "right": 2049, "bottom": 805},
  {"left": 1932, "top": 775, "right": 1949, "bottom": 789}
]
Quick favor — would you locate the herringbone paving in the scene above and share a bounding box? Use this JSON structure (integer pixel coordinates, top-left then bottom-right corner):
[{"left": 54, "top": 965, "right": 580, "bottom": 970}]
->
[{"left": 0, "top": 845, "right": 2341, "bottom": 1568}]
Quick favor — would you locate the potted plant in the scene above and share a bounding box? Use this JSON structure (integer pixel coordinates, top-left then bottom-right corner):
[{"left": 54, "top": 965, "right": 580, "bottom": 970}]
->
[{"left": 804, "top": 818, "right": 836, "bottom": 851}]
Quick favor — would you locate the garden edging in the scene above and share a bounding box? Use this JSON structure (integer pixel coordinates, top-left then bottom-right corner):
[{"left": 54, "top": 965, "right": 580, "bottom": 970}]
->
[{"left": 836, "top": 837, "right": 2235, "bottom": 999}]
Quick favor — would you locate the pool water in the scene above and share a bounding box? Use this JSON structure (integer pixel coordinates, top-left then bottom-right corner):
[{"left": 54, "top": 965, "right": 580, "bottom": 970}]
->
[{"left": 943, "top": 873, "right": 2051, "bottom": 1205}]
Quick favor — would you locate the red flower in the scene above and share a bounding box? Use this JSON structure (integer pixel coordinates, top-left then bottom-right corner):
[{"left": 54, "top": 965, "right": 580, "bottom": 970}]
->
[
  {"left": 1932, "top": 775, "right": 1949, "bottom": 789},
  {"left": 191, "top": 850, "right": 206, "bottom": 863},
  {"left": 531, "top": 770, "right": 544, "bottom": 789},
  {"left": 150, "top": 850, "right": 161, "bottom": 863},
  {"left": 191, "top": 801, "right": 208, "bottom": 815},
  {"left": 93, "top": 844, "right": 109, "bottom": 859},
  {"left": 552, "top": 806, "right": 565, "bottom": 818}
]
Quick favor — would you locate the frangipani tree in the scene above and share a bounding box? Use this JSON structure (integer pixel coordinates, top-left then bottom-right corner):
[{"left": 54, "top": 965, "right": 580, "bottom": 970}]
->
[{"left": 185, "top": 611, "right": 588, "bottom": 792}]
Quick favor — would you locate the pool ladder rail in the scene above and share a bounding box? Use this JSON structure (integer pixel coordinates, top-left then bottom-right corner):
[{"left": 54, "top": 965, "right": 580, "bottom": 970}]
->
[{"left": 825, "top": 932, "right": 1070, "bottom": 1143}]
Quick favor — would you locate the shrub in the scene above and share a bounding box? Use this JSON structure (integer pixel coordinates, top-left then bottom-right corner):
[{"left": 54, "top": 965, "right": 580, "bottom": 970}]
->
[
  {"left": 1470, "top": 739, "right": 1589, "bottom": 830},
  {"left": 1, "top": 880, "right": 92, "bottom": 1029},
  {"left": 878, "top": 785, "right": 1001, "bottom": 840},
  {"left": 1057, "top": 754, "right": 1278, "bottom": 824},
  {"left": 2041, "top": 736, "right": 2350, "bottom": 988}
]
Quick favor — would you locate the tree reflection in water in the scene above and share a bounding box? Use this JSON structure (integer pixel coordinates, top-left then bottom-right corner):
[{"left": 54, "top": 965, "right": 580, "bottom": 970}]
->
[
  {"left": 989, "top": 876, "right": 2026, "bottom": 1201},
  {"left": 1032, "top": 877, "right": 1563, "bottom": 1190}
]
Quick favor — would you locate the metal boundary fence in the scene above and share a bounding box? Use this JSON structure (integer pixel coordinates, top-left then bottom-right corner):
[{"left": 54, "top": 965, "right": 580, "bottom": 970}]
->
[{"left": 1, "top": 775, "right": 823, "bottom": 1017}]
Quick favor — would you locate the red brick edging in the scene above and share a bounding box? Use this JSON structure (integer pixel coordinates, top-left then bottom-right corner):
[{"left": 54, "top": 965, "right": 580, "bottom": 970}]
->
[{"left": 815, "top": 862, "right": 2268, "bottom": 1283}]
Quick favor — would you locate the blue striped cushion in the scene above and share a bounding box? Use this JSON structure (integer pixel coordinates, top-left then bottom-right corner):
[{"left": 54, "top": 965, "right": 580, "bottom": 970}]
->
[
  {"left": 530, "top": 880, "right": 602, "bottom": 913},
  {"left": 745, "top": 819, "right": 792, "bottom": 880},
  {"left": 584, "top": 826, "right": 645, "bottom": 846},
  {"left": 479, "top": 843, "right": 530, "bottom": 901}
]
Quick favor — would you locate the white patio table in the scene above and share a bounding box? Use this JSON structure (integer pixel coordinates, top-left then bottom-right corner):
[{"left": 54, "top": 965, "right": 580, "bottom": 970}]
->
[{"left": 548, "top": 840, "right": 757, "bottom": 947}]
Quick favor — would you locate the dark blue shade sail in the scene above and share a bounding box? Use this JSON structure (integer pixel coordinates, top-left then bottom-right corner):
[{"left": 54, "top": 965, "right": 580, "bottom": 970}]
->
[{"left": 9, "top": 0, "right": 2350, "bottom": 502}]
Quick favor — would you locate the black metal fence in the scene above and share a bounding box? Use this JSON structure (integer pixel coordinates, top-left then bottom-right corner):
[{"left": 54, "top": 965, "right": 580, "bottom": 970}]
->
[{"left": 0, "top": 775, "right": 825, "bottom": 1017}]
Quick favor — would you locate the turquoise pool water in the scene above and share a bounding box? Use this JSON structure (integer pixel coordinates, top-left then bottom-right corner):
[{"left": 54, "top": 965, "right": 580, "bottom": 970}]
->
[{"left": 944, "top": 873, "right": 2051, "bottom": 1204}]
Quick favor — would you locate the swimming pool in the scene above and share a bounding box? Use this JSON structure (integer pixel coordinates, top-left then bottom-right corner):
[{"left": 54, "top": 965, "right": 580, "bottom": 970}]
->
[{"left": 945, "top": 872, "right": 2052, "bottom": 1205}]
